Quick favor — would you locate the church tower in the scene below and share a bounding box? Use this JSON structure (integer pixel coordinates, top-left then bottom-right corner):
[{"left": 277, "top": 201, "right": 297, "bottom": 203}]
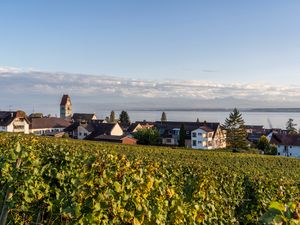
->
[{"left": 60, "top": 94, "right": 72, "bottom": 119}]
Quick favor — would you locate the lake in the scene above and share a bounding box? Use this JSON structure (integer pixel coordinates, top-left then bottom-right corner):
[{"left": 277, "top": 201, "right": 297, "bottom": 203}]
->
[{"left": 96, "top": 110, "right": 300, "bottom": 129}]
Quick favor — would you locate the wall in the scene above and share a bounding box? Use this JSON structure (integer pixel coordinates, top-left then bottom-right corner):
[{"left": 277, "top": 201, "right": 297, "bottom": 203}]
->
[
  {"left": 277, "top": 145, "right": 300, "bottom": 158},
  {"left": 111, "top": 124, "right": 124, "bottom": 136},
  {"left": 191, "top": 128, "right": 213, "bottom": 150}
]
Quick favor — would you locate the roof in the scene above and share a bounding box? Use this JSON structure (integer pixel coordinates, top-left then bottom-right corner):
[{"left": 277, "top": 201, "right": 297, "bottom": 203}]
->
[
  {"left": 127, "top": 121, "right": 155, "bottom": 133},
  {"left": 30, "top": 117, "right": 71, "bottom": 129},
  {"left": 0, "top": 111, "right": 29, "bottom": 126},
  {"left": 85, "top": 123, "right": 119, "bottom": 140},
  {"left": 88, "top": 135, "right": 137, "bottom": 143},
  {"left": 155, "top": 121, "right": 220, "bottom": 140},
  {"left": 72, "top": 113, "right": 96, "bottom": 122},
  {"left": 155, "top": 121, "right": 219, "bottom": 132},
  {"left": 60, "top": 94, "right": 71, "bottom": 106},
  {"left": 198, "top": 126, "right": 214, "bottom": 132},
  {"left": 270, "top": 133, "right": 300, "bottom": 146}
]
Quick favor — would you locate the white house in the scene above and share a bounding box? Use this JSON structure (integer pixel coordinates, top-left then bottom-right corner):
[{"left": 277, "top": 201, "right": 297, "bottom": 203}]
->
[
  {"left": 29, "top": 117, "right": 71, "bottom": 135},
  {"left": 85, "top": 122, "right": 124, "bottom": 141},
  {"left": 0, "top": 111, "right": 30, "bottom": 134},
  {"left": 64, "top": 120, "right": 107, "bottom": 140},
  {"left": 191, "top": 125, "right": 226, "bottom": 150},
  {"left": 270, "top": 133, "right": 300, "bottom": 157}
]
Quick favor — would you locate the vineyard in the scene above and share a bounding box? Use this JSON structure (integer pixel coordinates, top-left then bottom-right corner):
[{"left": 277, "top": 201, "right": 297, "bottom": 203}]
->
[{"left": 0, "top": 133, "right": 299, "bottom": 224}]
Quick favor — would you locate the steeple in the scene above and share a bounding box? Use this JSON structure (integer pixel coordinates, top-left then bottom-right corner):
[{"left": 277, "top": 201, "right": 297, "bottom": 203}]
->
[{"left": 60, "top": 94, "right": 72, "bottom": 119}]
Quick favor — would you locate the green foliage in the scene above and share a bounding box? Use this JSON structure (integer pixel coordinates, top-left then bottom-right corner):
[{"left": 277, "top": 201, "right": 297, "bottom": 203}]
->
[
  {"left": 178, "top": 124, "right": 185, "bottom": 147},
  {"left": 260, "top": 201, "right": 300, "bottom": 224},
  {"left": 257, "top": 135, "right": 277, "bottom": 155},
  {"left": 0, "top": 133, "right": 299, "bottom": 224},
  {"left": 133, "top": 128, "right": 160, "bottom": 145},
  {"left": 286, "top": 118, "right": 298, "bottom": 135},
  {"left": 161, "top": 112, "right": 167, "bottom": 122},
  {"left": 257, "top": 135, "right": 269, "bottom": 151},
  {"left": 119, "top": 110, "right": 131, "bottom": 127},
  {"left": 223, "top": 108, "right": 248, "bottom": 150},
  {"left": 62, "top": 133, "right": 69, "bottom": 138}
]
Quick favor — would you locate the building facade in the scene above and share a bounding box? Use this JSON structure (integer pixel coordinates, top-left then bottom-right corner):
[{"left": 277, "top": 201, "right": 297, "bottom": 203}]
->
[
  {"left": 0, "top": 111, "right": 30, "bottom": 134},
  {"left": 60, "top": 94, "right": 72, "bottom": 119}
]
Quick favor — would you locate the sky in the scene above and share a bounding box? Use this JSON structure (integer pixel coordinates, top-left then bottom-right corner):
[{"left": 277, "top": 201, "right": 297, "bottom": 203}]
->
[{"left": 1, "top": 1, "right": 300, "bottom": 114}]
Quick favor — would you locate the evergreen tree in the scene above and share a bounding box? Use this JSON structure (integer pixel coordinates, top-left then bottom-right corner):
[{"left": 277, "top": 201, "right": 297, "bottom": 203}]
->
[
  {"left": 286, "top": 118, "right": 297, "bottom": 134},
  {"left": 161, "top": 112, "right": 167, "bottom": 122},
  {"left": 223, "top": 108, "right": 248, "bottom": 150},
  {"left": 196, "top": 118, "right": 200, "bottom": 123},
  {"left": 109, "top": 111, "right": 115, "bottom": 123},
  {"left": 119, "top": 110, "right": 131, "bottom": 127},
  {"left": 178, "top": 124, "right": 186, "bottom": 147}
]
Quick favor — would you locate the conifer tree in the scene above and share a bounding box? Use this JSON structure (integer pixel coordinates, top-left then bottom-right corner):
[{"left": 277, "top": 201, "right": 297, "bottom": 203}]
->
[
  {"left": 109, "top": 111, "right": 115, "bottom": 123},
  {"left": 161, "top": 112, "right": 167, "bottom": 122},
  {"left": 178, "top": 124, "right": 186, "bottom": 147},
  {"left": 223, "top": 108, "right": 248, "bottom": 150},
  {"left": 286, "top": 118, "right": 297, "bottom": 134},
  {"left": 119, "top": 110, "right": 131, "bottom": 127}
]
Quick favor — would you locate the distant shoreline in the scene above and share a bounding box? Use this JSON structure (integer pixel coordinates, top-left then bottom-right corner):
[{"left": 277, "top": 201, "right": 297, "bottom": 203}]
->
[{"left": 129, "top": 108, "right": 300, "bottom": 113}]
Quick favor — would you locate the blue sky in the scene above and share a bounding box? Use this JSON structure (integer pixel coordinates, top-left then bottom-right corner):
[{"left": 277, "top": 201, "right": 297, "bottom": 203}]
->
[{"left": 1, "top": 1, "right": 300, "bottom": 84}]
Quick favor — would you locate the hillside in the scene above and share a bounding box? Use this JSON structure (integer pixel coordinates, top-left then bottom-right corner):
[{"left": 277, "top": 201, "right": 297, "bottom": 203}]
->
[{"left": 0, "top": 133, "right": 299, "bottom": 224}]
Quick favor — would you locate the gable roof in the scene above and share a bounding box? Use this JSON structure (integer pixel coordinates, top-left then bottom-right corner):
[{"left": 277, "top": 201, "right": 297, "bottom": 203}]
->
[
  {"left": 155, "top": 121, "right": 219, "bottom": 132},
  {"left": 60, "top": 94, "right": 71, "bottom": 106},
  {"left": 155, "top": 121, "right": 220, "bottom": 140},
  {"left": 197, "top": 126, "right": 214, "bottom": 132},
  {"left": 85, "top": 123, "right": 120, "bottom": 140},
  {"left": 72, "top": 113, "right": 96, "bottom": 122},
  {"left": 30, "top": 117, "right": 71, "bottom": 129},
  {"left": 0, "top": 111, "right": 29, "bottom": 126},
  {"left": 127, "top": 121, "right": 155, "bottom": 133},
  {"left": 270, "top": 133, "right": 300, "bottom": 146}
]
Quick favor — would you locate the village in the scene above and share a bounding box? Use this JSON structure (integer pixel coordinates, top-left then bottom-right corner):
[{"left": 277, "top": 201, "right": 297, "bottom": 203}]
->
[{"left": 0, "top": 94, "right": 299, "bottom": 158}]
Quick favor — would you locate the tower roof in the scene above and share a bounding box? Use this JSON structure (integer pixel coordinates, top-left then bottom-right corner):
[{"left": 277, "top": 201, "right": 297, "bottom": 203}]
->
[{"left": 60, "top": 94, "right": 71, "bottom": 106}]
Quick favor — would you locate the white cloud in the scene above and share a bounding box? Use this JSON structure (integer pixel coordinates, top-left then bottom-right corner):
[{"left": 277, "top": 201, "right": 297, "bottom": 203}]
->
[{"left": 0, "top": 66, "right": 300, "bottom": 112}]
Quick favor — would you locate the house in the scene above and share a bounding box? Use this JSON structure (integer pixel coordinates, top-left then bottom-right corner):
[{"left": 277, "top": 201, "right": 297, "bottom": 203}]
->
[
  {"left": 88, "top": 135, "right": 137, "bottom": 145},
  {"left": 126, "top": 121, "right": 154, "bottom": 134},
  {"left": 60, "top": 94, "right": 72, "bottom": 119},
  {"left": 72, "top": 113, "right": 97, "bottom": 123},
  {"left": 30, "top": 117, "right": 71, "bottom": 135},
  {"left": 245, "top": 125, "right": 265, "bottom": 144},
  {"left": 85, "top": 122, "right": 124, "bottom": 141},
  {"left": 64, "top": 120, "right": 107, "bottom": 139},
  {"left": 0, "top": 111, "right": 30, "bottom": 134},
  {"left": 191, "top": 124, "right": 226, "bottom": 150},
  {"left": 155, "top": 121, "right": 225, "bottom": 148},
  {"left": 270, "top": 133, "right": 300, "bottom": 157}
]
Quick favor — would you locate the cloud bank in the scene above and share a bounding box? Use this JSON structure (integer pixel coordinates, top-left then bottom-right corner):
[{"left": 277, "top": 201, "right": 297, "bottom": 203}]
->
[{"left": 0, "top": 67, "right": 299, "bottom": 114}]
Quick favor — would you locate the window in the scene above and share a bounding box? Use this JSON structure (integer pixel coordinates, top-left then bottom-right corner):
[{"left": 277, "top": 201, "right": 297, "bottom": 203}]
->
[
  {"left": 290, "top": 146, "right": 293, "bottom": 148},
  {"left": 208, "top": 133, "right": 213, "bottom": 138},
  {"left": 166, "top": 138, "right": 172, "bottom": 143},
  {"left": 84, "top": 133, "right": 87, "bottom": 136},
  {"left": 79, "top": 132, "right": 82, "bottom": 136},
  {"left": 198, "top": 141, "right": 202, "bottom": 144},
  {"left": 192, "top": 140, "right": 197, "bottom": 146},
  {"left": 202, "top": 133, "right": 207, "bottom": 138},
  {"left": 192, "top": 132, "right": 197, "bottom": 137},
  {"left": 198, "top": 132, "right": 202, "bottom": 136},
  {"left": 186, "top": 131, "right": 190, "bottom": 135}
]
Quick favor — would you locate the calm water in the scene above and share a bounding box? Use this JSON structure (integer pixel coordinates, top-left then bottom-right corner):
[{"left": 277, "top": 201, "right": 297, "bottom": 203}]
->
[{"left": 97, "top": 110, "right": 300, "bottom": 129}]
